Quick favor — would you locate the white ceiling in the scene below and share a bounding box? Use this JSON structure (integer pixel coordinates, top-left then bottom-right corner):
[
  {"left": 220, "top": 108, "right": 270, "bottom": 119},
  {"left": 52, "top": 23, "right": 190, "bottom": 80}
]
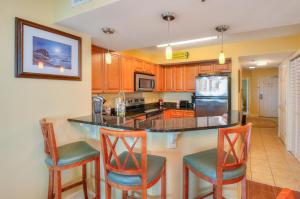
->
[
  {"left": 58, "top": 0, "right": 300, "bottom": 51},
  {"left": 239, "top": 52, "right": 294, "bottom": 69}
]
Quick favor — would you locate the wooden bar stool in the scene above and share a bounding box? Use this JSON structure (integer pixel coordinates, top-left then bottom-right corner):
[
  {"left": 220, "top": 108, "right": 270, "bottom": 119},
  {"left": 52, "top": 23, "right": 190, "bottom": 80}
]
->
[
  {"left": 40, "top": 119, "right": 101, "bottom": 199},
  {"left": 100, "top": 128, "right": 166, "bottom": 199},
  {"left": 183, "top": 123, "right": 252, "bottom": 199}
]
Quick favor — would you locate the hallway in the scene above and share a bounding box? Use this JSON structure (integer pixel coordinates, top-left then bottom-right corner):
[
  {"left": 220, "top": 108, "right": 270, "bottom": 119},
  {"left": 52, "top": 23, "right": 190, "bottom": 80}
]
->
[{"left": 247, "top": 117, "right": 300, "bottom": 192}]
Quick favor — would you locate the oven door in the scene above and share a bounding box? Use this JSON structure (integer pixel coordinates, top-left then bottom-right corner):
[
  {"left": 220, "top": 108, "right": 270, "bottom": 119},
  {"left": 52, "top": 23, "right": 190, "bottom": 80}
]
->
[{"left": 135, "top": 73, "right": 155, "bottom": 91}]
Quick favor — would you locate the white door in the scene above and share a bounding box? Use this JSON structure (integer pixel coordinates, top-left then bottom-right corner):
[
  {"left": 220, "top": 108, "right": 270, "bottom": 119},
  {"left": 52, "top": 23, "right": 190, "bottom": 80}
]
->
[{"left": 259, "top": 76, "right": 279, "bottom": 117}]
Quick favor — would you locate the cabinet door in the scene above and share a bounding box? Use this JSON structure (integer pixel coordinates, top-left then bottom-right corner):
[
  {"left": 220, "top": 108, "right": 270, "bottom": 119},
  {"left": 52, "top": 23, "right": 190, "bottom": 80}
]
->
[
  {"left": 174, "top": 66, "right": 184, "bottom": 91},
  {"left": 164, "top": 66, "right": 174, "bottom": 91},
  {"left": 121, "top": 56, "right": 134, "bottom": 92},
  {"left": 143, "top": 62, "right": 155, "bottom": 74},
  {"left": 155, "top": 65, "right": 165, "bottom": 91},
  {"left": 134, "top": 59, "right": 144, "bottom": 72},
  {"left": 92, "top": 46, "right": 106, "bottom": 93},
  {"left": 105, "top": 54, "right": 121, "bottom": 92},
  {"left": 199, "top": 64, "right": 213, "bottom": 74},
  {"left": 184, "top": 110, "right": 195, "bottom": 117},
  {"left": 183, "top": 65, "right": 198, "bottom": 91},
  {"left": 214, "top": 63, "right": 231, "bottom": 72}
]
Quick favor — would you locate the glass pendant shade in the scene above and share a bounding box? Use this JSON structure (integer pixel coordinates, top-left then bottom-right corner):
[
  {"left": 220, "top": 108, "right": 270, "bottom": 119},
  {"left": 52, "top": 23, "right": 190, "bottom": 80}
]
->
[
  {"left": 105, "top": 52, "right": 112, "bottom": 64},
  {"left": 165, "top": 45, "right": 173, "bottom": 60},
  {"left": 218, "top": 51, "right": 225, "bottom": 64}
]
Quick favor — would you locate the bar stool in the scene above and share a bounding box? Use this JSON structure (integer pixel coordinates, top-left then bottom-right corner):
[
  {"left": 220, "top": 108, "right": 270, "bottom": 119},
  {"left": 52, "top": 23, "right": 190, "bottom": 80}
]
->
[
  {"left": 100, "top": 128, "right": 166, "bottom": 199},
  {"left": 40, "top": 119, "right": 101, "bottom": 199},
  {"left": 183, "top": 123, "right": 252, "bottom": 199}
]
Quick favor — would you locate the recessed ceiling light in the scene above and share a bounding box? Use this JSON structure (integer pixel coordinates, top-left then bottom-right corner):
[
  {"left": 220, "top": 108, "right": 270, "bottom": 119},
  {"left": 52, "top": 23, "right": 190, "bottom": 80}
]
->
[
  {"left": 249, "top": 66, "right": 256, "bottom": 69},
  {"left": 256, "top": 61, "right": 267, "bottom": 66},
  {"left": 157, "top": 36, "right": 218, "bottom": 48}
]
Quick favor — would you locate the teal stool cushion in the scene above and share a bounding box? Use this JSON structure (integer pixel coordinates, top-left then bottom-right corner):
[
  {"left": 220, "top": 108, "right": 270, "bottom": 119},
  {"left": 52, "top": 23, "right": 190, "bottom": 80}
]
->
[
  {"left": 183, "top": 148, "right": 246, "bottom": 181},
  {"left": 108, "top": 152, "right": 166, "bottom": 186},
  {"left": 45, "top": 141, "right": 99, "bottom": 166}
]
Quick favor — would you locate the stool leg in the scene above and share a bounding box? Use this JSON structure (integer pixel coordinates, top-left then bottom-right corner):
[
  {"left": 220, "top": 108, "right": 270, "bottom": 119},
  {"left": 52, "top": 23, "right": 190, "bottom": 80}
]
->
[
  {"left": 214, "top": 184, "right": 222, "bottom": 199},
  {"left": 105, "top": 182, "right": 111, "bottom": 199},
  {"left": 122, "top": 190, "right": 128, "bottom": 199},
  {"left": 161, "top": 164, "right": 166, "bottom": 199},
  {"left": 48, "top": 168, "right": 54, "bottom": 199},
  {"left": 55, "top": 170, "right": 62, "bottom": 199},
  {"left": 183, "top": 163, "right": 189, "bottom": 199},
  {"left": 241, "top": 176, "right": 247, "bottom": 199},
  {"left": 82, "top": 164, "right": 88, "bottom": 199},
  {"left": 95, "top": 157, "right": 100, "bottom": 199}
]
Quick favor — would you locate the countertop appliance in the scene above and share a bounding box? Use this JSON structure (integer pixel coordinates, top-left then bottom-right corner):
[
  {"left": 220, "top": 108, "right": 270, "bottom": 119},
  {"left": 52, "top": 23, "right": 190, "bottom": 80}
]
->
[
  {"left": 135, "top": 73, "right": 156, "bottom": 92},
  {"left": 195, "top": 74, "right": 231, "bottom": 116},
  {"left": 92, "top": 96, "right": 106, "bottom": 120}
]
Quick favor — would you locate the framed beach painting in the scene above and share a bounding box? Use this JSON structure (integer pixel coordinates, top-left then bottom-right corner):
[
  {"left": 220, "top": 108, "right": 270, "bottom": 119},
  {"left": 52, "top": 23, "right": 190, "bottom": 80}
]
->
[{"left": 15, "top": 18, "right": 82, "bottom": 80}]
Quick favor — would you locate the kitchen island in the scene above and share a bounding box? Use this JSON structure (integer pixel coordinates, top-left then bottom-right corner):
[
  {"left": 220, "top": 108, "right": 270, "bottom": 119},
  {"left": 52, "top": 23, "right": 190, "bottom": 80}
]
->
[{"left": 68, "top": 109, "right": 243, "bottom": 199}]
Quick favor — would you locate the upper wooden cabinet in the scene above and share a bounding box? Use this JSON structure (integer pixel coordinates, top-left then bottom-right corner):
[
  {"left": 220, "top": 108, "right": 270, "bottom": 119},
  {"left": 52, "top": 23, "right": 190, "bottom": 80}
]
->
[
  {"left": 92, "top": 46, "right": 106, "bottom": 93},
  {"left": 164, "top": 66, "right": 174, "bottom": 91},
  {"left": 134, "top": 59, "right": 144, "bottom": 72},
  {"left": 156, "top": 65, "right": 165, "bottom": 91},
  {"left": 92, "top": 45, "right": 232, "bottom": 93},
  {"left": 199, "top": 63, "right": 213, "bottom": 74},
  {"left": 183, "top": 64, "right": 199, "bottom": 91},
  {"left": 121, "top": 56, "right": 134, "bottom": 92},
  {"left": 213, "top": 63, "right": 231, "bottom": 72},
  {"left": 174, "top": 66, "right": 184, "bottom": 91},
  {"left": 104, "top": 53, "right": 121, "bottom": 92}
]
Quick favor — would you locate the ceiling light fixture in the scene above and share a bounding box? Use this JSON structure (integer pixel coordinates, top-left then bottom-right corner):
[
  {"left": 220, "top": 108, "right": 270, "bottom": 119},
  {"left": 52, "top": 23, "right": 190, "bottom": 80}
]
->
[
  {"left": 256, "top": 61, "right": 267, "bottom": 66},
  {"left": 162, "top": 12, "right": 175, "bottom": 60},
  {"left": 102, "top": 27, "right": 115, "bottom": 65},
  {"left": 156, "top": 36, "right": 218, "bottom": 48},
  {"left": 249, "top": 66, "right": 256, "bottom": 69},
  {"left": 216, "top": 25, "right": 229, "bottom": 65}
]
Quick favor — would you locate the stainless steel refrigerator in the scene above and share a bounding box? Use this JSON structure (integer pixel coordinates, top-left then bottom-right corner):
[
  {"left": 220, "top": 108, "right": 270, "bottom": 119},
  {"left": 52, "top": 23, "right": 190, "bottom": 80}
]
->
[{"left": 195, "top": 74, "right": 231, "bottom": 116}]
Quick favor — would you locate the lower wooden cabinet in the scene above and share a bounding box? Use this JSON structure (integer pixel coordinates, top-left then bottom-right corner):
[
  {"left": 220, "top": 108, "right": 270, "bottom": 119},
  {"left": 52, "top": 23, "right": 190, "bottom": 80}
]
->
[{"left": 163, "top": 109, "right": 195, "bottom": 119}]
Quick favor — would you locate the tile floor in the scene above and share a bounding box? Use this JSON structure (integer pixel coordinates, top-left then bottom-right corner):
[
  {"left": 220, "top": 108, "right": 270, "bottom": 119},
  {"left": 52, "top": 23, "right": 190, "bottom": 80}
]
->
[{"left": 246, "top": 117, "right": 300, "bottom": 192}]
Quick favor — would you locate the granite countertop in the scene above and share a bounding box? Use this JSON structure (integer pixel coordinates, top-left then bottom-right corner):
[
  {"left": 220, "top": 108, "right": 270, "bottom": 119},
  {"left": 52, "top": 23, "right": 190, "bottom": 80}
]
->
[{"left": 68, "top": 110, "right": 241, "bottom": 133}]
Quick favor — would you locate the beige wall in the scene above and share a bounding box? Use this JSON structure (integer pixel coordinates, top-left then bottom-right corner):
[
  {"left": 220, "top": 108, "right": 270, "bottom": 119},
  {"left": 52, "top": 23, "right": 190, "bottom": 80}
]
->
[
  {"left": 242, "top": 68, "right": 279, "bottom": 116},
  {"left": 0, "top": 1, "right": 92, "bottom": 198}
]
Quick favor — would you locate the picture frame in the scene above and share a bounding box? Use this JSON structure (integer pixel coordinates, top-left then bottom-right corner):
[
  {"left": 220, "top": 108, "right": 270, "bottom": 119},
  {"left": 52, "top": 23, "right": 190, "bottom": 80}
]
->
[{"left": 15, "top": 17, "right": 82, "bottom": 80}]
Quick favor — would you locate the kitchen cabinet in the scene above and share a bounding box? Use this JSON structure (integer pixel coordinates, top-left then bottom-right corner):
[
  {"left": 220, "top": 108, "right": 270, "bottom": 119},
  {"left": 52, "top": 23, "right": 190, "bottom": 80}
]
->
[
  {"left": 199, "top": 63, "right": 213, "bottom": 73},
  {"left": 174, "top": 66, "right": 184, "bottom": 91},
  {"left": 92, "top": 45, "right": 232, "bottom": 93},
  {"left": 92, "top": 46, "right": 106, "bottom": 93},
  {"left": 213, "top": 63, "right": 231, "bottom": 72},
  {"left": 183, "top": 64, "right": 199, "bottom": 91},
  {"left": 134, "top": 59, "right": 144, "bottom": 72},
  {"left": 164, "top": 109, "right": 195, "bottom": 119},
  {"left": 154, "top": 65, "right": 164, "bottom": 91},
  {"left": 164, "top": 66, "right": 174, "bottom": 91},
  {"left": 104, "top": 53, "right": 121, "bottom": 92},
  {"left": 121, "top": 56, "right": 134, "bottom": 92},
  {"left": 143, "top": 62, "right": 155, "bottom": 74}
]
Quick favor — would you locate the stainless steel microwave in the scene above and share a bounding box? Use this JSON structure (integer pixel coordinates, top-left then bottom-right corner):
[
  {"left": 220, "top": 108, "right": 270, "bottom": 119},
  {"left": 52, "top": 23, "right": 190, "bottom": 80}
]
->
[{"left": 135, "top": 73, "right": 156, "bottom": 92}]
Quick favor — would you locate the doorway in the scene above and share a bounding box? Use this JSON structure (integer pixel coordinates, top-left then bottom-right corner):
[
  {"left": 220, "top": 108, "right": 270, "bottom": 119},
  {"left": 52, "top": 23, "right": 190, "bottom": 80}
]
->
[
  {"left": 242, "top": 79, "right": 249, "bottom": 114},
  {"left": 259, "top": 76, "right": 279, "bottom": 117}
]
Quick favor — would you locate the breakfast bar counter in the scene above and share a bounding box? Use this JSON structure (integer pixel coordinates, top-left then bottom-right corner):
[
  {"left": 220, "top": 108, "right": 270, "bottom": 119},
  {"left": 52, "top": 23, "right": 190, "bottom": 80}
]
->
[
  {"left": 68, "top": 110, "right": 241, "bottom": 132},
  {"left": 68, "top": 110, "right": 243, "bottom": 199}
]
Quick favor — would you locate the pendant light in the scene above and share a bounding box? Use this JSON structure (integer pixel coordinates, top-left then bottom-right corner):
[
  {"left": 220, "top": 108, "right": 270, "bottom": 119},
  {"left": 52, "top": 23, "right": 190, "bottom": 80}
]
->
[
  {"left": 216, "top": 25, "right": 229, "bottom": 64},
  {"left": 162, "top": 12, "right": 175, "bottom": 60},
  {"left": 102, "top": 27, "right": 115, "bottom": 65}
]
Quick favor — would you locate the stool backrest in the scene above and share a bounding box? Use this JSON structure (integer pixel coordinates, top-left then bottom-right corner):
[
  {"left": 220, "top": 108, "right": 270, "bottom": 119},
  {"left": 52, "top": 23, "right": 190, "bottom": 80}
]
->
[
  {"left": 100, "top": 128, "right": 147, "bottom": 177},
  {"left": 40, "top": 119, "right": 58, "bottom": 165},
  {"left": 217, "top": 123, "right": 252, "bottom": 173}
]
